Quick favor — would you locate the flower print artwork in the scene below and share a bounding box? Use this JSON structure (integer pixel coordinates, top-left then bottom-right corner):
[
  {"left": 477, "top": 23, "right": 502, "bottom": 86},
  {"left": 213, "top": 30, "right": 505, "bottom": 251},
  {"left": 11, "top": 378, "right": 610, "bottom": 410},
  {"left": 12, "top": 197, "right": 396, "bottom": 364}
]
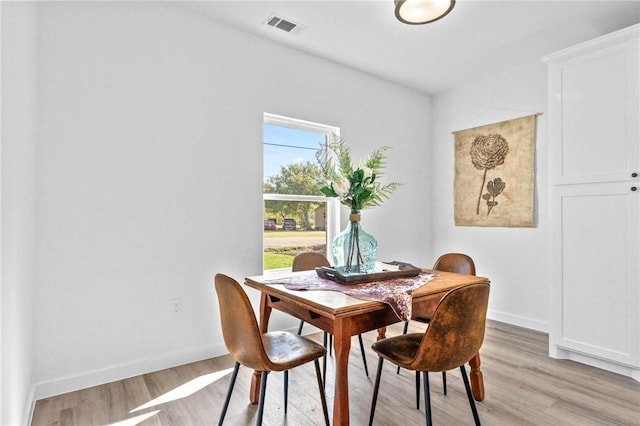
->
[
  {"left": 453, "top": 114, "right": 536, "bottom": 228},
  {"left": 470, "top": 134, "right": 509, "bottom": 215}
]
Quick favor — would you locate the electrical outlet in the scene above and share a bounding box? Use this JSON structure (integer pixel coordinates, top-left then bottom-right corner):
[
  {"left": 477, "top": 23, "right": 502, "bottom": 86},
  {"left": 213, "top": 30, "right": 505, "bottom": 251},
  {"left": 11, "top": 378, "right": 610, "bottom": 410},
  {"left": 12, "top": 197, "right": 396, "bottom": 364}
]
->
[{"left": 172, "top": 298, "right": 183, "bottom": 313}]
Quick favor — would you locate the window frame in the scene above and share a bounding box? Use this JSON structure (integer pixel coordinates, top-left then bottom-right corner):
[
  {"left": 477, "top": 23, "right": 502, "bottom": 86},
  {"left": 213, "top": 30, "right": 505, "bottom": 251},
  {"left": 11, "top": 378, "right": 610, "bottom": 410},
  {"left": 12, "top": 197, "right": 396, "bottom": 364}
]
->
[{"left": 263, "top": 113, "right": 340, "bottom": 267}]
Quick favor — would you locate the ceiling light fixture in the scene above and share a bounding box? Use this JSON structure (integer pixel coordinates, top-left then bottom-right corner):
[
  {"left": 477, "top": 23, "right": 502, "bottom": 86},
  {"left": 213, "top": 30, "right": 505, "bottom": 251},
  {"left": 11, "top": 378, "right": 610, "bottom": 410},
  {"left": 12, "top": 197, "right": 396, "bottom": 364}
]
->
[{"left": 394, "top": 0, "right": 456, "bottom": 25}]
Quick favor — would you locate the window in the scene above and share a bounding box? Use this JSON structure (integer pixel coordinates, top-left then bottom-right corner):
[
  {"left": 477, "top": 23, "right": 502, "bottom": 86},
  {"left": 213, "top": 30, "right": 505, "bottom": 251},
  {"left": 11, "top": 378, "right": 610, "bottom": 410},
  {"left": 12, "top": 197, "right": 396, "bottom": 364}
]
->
[{"left": 263, "top": 113, "right": 339, "bottom": 271}]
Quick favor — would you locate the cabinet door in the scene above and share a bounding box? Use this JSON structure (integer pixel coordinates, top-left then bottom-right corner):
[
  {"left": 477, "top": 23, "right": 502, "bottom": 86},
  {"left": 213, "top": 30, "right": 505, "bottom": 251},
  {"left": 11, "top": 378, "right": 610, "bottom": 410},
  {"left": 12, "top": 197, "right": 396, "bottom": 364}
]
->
[
  {"left": 551, "top": 182, "right": 640, "bottom": 366},
  {"left": 548, "top": 35, "right": 639, "bottom": 184}
]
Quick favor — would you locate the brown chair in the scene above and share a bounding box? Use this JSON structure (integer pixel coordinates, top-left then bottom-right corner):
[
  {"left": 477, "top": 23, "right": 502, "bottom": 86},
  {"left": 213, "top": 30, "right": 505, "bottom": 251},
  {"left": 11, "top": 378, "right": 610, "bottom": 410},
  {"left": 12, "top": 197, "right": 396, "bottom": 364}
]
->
[
  {"left": 369, "top": 282, "right": 490, "bottom": 426},
  {"left": 214, "top": 274, "right": 329, "bottom": 426},
  {"left": 293, "top": 252, "right": 369, "bottom": 379},
  {"left": 398, "top": 253, "right": 477, "bottom": 393},
  {"left": 292, "top": 251, "right": 331, "bottom": 273}
]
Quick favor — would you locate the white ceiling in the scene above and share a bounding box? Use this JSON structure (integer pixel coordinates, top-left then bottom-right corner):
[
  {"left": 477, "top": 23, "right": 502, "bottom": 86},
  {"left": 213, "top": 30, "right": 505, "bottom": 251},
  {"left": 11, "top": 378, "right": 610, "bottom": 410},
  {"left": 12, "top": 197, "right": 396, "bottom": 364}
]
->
[{"left": 182, "top": 0, "right": 640, "bottom": 95}]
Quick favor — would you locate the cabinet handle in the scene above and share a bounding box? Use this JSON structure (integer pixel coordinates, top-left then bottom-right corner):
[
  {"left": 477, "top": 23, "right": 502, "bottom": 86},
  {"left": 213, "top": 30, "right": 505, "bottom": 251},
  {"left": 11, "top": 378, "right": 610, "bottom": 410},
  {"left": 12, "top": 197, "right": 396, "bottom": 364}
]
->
[
  {"left": 632, "top": 172, "right": 638, "bottom": 178},
  {"left": 632, "top": 187, "right": 638, "bottom": 191}
]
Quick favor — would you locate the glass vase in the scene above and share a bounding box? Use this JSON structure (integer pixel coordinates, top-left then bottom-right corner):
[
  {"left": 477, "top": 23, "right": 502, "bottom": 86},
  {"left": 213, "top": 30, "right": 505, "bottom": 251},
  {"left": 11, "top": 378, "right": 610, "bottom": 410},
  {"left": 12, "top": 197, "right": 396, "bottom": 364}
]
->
[{"left": 332, "top": 211, "right": 377, "bottom": 275}]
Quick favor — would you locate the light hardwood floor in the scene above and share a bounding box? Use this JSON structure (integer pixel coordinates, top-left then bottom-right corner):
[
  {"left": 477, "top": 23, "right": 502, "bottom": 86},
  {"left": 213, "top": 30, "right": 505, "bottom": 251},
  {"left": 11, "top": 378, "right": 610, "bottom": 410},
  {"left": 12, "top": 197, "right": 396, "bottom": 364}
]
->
[{"left": 32, "top": 320, "right": 640, "bottom": 425}]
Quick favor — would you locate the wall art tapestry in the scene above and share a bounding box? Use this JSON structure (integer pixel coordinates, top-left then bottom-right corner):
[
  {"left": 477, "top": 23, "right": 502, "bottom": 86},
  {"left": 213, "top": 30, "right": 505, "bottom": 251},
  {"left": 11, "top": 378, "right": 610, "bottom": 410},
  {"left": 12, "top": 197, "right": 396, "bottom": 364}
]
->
[{"left": 453, "top": 114, "right": 537, "bottom": 227}]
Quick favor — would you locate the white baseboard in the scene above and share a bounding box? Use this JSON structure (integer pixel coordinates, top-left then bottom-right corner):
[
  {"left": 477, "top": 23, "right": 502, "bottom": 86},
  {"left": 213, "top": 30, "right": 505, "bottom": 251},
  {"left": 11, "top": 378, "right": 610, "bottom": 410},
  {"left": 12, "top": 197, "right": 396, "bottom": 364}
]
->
[
  {"left": 32, "top": 343, "right": 228, "bottom": 401},
  {"left": 550, "top": 345, "right": 640, "bottom": 382},
  {"left": 487, "top": 309, "right": 549, "bottom": 333},
  {"left": 25, "top": 386, "right": 36, "bottom": 426}
]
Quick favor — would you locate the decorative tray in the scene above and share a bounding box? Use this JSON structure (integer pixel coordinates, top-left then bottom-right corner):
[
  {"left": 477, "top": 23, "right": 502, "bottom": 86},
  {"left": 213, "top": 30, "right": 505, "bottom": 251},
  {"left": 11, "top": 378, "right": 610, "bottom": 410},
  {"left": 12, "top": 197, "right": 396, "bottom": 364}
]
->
[{"left": 315, "top": 261, "right": 421, "bottom": 284}]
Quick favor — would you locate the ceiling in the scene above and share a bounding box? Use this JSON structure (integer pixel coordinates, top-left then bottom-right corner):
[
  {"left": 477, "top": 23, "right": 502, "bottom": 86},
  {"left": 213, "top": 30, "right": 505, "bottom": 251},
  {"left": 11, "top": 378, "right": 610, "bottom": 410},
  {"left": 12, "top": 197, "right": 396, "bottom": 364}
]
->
[{"left": 182, "top": 1, "right": 640, "bottom": 95}]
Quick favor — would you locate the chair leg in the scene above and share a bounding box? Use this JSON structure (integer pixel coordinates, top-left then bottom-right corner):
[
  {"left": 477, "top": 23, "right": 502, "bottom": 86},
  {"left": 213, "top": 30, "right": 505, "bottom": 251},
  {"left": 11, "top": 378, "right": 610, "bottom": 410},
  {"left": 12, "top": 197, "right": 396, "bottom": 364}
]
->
[
  {"left": 329, "top": 334, "right": 333, "bottom": 356},
  {"left": 218, "top": 362, "right": 240, "bottom": 426},
  {"left": 397, "top": 321, "right": 410, "bottom": 374},
  {"left": 415, "top": 371, "right": 420, "bottom": 409},
  {"left": 422, "top": 371, "right": 432, "bottom": 426},
  {"left": 460, "top": 365, "right": 481, "bottom": 426},
  {"left": 322, "top": 332, "right": 328, "bottom": 387},
  {"left": 368, "top": 357, "right": 385, "bottom": 426},
  {"left": 284, "top": 370, "right": 289, "bottom": 414},
  {"left": 358, "top": 333, "right": 369, "bottom": 377},
  {"left": 256, "top": 371, "right": 269, "bottom": 426},
  {"left": 297, "top": 320, "right": 304, "bottom": 335},
  {"left": 442, "top": 371, "right": 447, "bottom": 395},
  {"left": 314, "top": 359, "right": 330, "bottom": 426}
]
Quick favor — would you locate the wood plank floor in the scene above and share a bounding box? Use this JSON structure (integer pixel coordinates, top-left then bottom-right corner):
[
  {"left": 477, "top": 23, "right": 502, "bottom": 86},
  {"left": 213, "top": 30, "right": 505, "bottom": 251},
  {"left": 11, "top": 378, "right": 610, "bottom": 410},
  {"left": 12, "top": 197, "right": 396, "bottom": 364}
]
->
[{"left": 32, "top": 320, "right": 640, "bottom": 425}]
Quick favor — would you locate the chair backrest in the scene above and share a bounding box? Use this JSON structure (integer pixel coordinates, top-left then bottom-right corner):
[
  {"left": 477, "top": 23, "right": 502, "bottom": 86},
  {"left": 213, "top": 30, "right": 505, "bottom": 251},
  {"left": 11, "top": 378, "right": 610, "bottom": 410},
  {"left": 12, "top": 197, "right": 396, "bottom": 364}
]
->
[
  {"left": 214, "top": 273, "right": 273, "bottom": 371},
  {"left": 433, "top": 253, "right": 476, "bottom": 276},
  {"left": 292, "top": 252, "right": 330, "bottom": 272},
  {"left": 409, "top": 283, "right": 490, "bottom": 372}
]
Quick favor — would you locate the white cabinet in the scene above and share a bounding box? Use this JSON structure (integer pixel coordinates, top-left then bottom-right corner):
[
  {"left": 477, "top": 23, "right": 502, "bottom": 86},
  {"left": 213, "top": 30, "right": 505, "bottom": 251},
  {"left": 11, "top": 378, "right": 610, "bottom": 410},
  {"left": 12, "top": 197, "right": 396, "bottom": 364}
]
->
[{"left": 544, "top": 24, "right": 640, "bottom": 381}]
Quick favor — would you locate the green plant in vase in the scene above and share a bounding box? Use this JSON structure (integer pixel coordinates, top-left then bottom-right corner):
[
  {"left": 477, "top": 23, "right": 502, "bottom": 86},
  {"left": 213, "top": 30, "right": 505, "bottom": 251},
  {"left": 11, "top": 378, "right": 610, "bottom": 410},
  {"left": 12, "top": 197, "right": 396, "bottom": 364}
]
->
[{"left": 317, "top": 135, "right": 400, "bottom": 274}]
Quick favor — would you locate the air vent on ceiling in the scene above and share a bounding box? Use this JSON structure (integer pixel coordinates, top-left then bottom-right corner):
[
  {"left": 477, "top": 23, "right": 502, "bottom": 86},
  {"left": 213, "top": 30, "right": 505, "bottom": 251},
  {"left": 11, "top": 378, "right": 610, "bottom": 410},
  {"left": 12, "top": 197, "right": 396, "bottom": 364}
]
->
[{"left": 264, "top": 14, "right": 306, "bottom": 35}]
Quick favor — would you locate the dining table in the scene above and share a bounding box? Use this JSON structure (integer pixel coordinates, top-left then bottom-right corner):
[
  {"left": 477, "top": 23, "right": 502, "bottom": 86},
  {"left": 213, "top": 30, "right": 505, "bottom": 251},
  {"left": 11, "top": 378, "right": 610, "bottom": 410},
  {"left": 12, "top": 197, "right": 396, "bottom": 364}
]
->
[{"left": 244, "top": 268, "right": 490, "bottom": 426}]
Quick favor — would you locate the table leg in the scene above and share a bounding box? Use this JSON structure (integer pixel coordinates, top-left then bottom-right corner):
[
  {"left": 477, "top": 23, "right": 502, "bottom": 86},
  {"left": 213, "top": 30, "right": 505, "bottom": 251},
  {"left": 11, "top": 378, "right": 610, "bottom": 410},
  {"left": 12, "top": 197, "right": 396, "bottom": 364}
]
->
[
  {"left": 332, "top": 318, "right": 352, "bottom": 426},
  {"left": 250, "top": 293, "right": 272, "bottom": 404},
  {"left": 468, "top": 352, "right": 484, "bottom": 401}
]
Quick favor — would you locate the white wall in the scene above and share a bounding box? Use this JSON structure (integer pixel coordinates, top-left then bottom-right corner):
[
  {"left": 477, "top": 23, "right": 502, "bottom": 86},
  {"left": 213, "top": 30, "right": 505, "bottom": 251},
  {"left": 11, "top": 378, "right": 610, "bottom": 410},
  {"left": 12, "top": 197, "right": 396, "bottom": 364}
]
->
[
  {"left": 1, "top": 3, "right": 38, "bottom": 425},
  {"left": 431, "top": 60, "right": 550, "bottom": 332},
  {"left": 29, "top": 2, "right": 431, "bottom": 399}
]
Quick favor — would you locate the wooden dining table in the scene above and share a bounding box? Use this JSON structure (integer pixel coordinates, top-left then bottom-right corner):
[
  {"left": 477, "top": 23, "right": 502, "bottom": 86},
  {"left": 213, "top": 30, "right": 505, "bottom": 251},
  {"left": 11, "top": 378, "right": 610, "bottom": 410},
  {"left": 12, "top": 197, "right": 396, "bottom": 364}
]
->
[{"left": 244, "top": 268, "right": 490, "bottom": 426}]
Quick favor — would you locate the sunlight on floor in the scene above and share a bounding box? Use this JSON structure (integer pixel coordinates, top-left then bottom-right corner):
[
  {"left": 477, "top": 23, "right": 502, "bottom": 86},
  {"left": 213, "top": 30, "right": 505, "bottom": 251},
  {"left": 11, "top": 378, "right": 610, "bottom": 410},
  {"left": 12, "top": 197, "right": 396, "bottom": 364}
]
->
[
  {"left": 104, "top": 410, "right": 160, "bottom": 426},
  {"left": 130, "top": 368, "right": 234, "bottom": 413}
]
